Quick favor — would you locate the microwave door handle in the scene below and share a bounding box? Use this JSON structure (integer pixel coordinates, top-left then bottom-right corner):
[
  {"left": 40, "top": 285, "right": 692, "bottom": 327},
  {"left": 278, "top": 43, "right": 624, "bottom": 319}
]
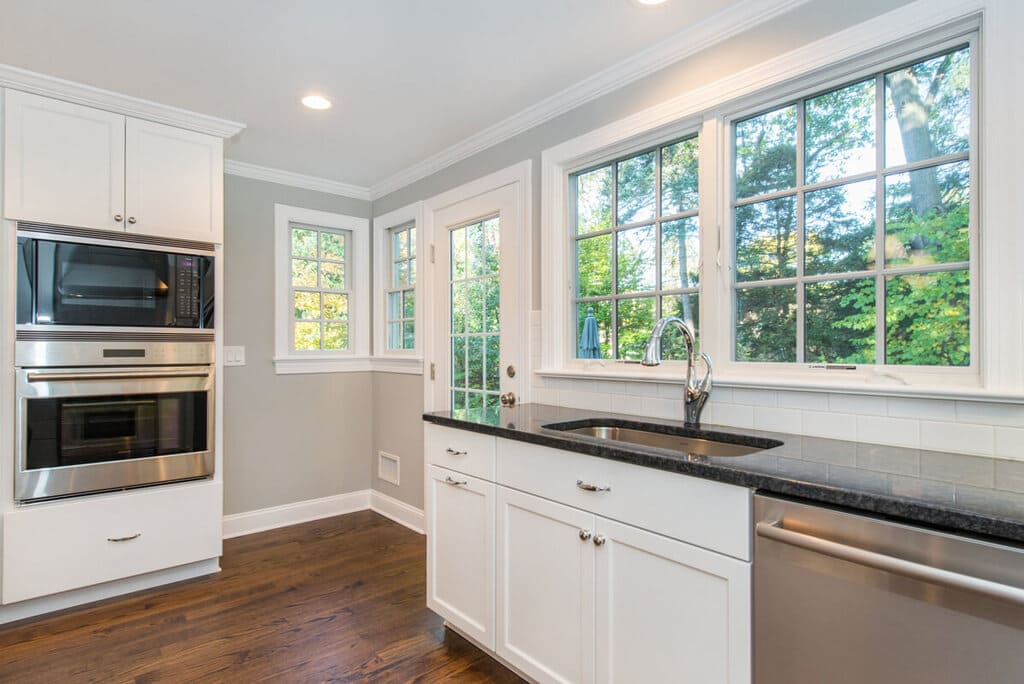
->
[{"left": 26, "top": 369, "right": 211, "bottom": 383}]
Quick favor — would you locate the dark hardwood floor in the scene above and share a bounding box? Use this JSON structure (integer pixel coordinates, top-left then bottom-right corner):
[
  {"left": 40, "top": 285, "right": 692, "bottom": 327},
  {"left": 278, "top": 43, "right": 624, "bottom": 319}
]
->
[{"left": 0, "top": 510, "right": 523, "bottom": 683}]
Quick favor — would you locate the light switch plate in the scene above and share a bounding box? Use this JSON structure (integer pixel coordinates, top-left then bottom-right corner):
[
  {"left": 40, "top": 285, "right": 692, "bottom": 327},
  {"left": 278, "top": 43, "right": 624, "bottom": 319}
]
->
[{"left": 224, "top": 346, "right": 246, "bottom": 366}]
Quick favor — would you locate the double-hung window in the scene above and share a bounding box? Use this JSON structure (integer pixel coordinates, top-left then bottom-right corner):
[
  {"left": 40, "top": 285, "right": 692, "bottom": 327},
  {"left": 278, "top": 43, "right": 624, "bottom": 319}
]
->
[
  {"left": 571, "top": 135, "right": 701, "bottom": 360},
  {"left": 385, "top": 222, "right": 416, "bottom": 350},
  {"left": 290, "top": 223, "right": 351, "bottom": 351},
  {"left": 731, "top": 44, "right": 973, "bottom": 368}
]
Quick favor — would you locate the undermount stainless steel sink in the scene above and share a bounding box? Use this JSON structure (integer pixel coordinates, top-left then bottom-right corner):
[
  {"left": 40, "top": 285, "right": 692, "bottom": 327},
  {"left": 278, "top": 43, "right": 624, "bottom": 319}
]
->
[{"left": 543, "top": 420, "right": 782, "bottom": 458}]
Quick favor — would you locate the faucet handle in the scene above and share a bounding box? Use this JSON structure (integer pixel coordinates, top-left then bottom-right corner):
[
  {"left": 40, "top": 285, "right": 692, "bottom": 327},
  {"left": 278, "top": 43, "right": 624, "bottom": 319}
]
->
[{"left": 693, "top": 352, "right": 713, "bottom": 394}]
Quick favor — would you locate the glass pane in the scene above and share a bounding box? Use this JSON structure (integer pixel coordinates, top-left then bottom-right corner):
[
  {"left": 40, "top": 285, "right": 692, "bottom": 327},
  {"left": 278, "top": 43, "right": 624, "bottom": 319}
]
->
[
  {"left": 576, "top": 300, "right": 612, "bottom": 360},
  {"left": 805, "top": 279, "right": 876, "bottom": 364},
  {"left": 293, "top": 291, "right": 320, "bottom": 320},
  {"left": 483, "top": 217, "right": 500, "bottom": 276},
  {"left": 884, "top": 161, "right": 969, "bottom": 267},
  {"left": 735, "top": 285, "right": 797, "bottom": 362},
  {"left": 735, "top": 196, "right": 797, "bottom": 281},
  {"left": 451, "top": 283, "right": 466, "bottom": 333},
  {"left": 467, "top": 336, "right": 484, "bottom": 389},
  {"left": 387, "top": 322, "right": 401, "bottom": 349},
  {"left": 576, "top": 233, "right": 612, "bottom": 298},
  {"left": 660, "top": 217, "right": 700, "bottom": 290},
  {"left": 324, "top": 323, "right": 348, "bottom": 350},
  {"left": 805, "top": 180, "right": 876, "bottom": 275},
  {"left": 576, "top": 166, "right": 613, "bottom": 235},
  {"left": 616, "top": 224, "right": 656, "bottom": 293},
  {"left": 321, "top": 261, "right": 344, "bottom": 290},
  {"left": 291, "top": 258, "right": 317, "bottom": 288},
  {"left": 886, "top": 270, "right": 969, "bottom": 366},
  {"left": 451, "top": 227, "right": 467, "bottom": 280},
  {"left": 468, "top": 392, "right": 484, "bottom": 412},
  {"left": 294, "top": 321, "right": 320, "bottom": 351},
  {"left": 322, "top": 293, "right": 347, "bottom": 320},
  {"left": 661, "top": 137, "right": 699, "bottom": 216},
  {"left": 467, "top": 221, "right": 485, "bottom": 278},
  {"left": 484, "top": 277, "right": 500, "bottom": 333},
  {"left": 403, "top": 320, "right": 415, "bottom": 350},
  {"left": 409, "top": 227, "right": 416, "bottom": 259},
  {"left": 388, "top": 291, "right": 402, "bottom": 320},
  {"left": 291, "top": 227, "right": 317, "bottom": 257},
  {"left": 485, "top": 335, "right": 500, "bottom": 391},
  {"left": 616, "top": 297, "right": 656, "bottom": 360},
  {"left": 660, "top": 294, "right": 699, "bottom": 360},
  {"left": 320, "top": 232, "right": 345, "bottom": 261},
  {"left": 805, "top": 78, "right": 876, "bottom": 184},
  {"left": 392, "top": 230, "right": 403, "bottom": 260},
  {"left": 735, "top": 105, "right": 797, "bottom": 199},
  {"left": 403, "top": 289, "right": 415, "bottom": 319},
  {"left": 452, "top": 337, "right": 466, "bottom": 387},
  {"left": 485, "top": 393, "right": 501, "bottom": 424},
  {"left": 451, "top": 390, "right": 466, "bottom": 413},
  {"left": 408, "top": 258, "right": 416, "bottom": 285},
  {"left": 617, "top": 151, "right": 656, "bottom": 225},
  {"left": 466, "top": 280, "right": 484, "bottom": 333},
  {"left": 885, "top": 47, "right": 970, "bottom": 166},
  {"left": 395, "top": 260, "right": 408, "bottom": 287}
]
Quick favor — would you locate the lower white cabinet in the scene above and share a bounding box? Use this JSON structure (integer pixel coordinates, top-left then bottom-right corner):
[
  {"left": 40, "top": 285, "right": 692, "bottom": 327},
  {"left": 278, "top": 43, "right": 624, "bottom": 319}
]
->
[{"left": 426, "top": 465, "right": 495, "bottom": 649}]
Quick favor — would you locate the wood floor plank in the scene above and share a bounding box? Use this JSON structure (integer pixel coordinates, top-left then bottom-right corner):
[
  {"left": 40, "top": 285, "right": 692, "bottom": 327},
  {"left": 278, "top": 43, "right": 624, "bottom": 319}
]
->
[{"left": 0, "top": 510, "right": 523, "bottom": 683}]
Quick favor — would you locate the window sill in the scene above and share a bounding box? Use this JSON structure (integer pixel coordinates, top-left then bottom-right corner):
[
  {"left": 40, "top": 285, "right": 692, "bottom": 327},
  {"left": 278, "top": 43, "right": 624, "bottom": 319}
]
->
[
  {"left": 274, "top": 355, "right": 373, "bottom": 375},
  {"left": 534, "top": 366, "right": 1024, "bottom": 404},
  {"left": 370, "top": 356, "right": 424, "bottom": 375}
]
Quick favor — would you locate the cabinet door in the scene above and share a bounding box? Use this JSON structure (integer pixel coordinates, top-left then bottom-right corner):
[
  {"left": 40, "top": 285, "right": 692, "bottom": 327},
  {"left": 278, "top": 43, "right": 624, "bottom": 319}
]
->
[
  {"left": 3, "top": 90, "right": 126, "bottom": 231},
  {"left": 594, "top": 517, "right": 751, "bottom": 684},
  {"left": 426, "top": 465, "right": 495, "bottom": 649},
  {"left": 497, "top": 486, "right": 595, "bottom": 684},
  {"left": 125, "top": 118, "right": 223, "bottom": 242}
]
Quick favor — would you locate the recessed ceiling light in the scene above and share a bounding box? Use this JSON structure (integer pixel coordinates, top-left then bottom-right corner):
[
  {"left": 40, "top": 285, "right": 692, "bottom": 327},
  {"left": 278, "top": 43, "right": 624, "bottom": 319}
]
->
[
  {"left": 301, "top": 94, "right": 332, "bottom": 110},
  {"left": 632, "top": 0, "right": 669, "bottom": 5}
]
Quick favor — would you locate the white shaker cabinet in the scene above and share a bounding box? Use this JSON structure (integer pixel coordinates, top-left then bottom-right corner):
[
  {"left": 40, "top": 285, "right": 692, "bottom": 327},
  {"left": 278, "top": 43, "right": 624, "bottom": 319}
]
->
[
  {"left": 426, "top": 465, "right": 496, "bottom": 649},
  {"left": 3, "top": 89, "right": 224, "bottom": 242},
  {"left": 3, "top": 89, "right": 126, "bottom": 232}
]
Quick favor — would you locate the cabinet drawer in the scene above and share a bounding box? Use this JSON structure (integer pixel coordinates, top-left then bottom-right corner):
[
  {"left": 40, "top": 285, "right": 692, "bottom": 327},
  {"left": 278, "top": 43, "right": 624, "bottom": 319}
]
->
[
  {"left": 425, "top": 424, "right": 496, "bottom": 480},
  {"left": 2, "top": 480, "right": 222, "bottom": 604},
  {"left": 496, "top": 438, "right": 751, "bottom": 560}
]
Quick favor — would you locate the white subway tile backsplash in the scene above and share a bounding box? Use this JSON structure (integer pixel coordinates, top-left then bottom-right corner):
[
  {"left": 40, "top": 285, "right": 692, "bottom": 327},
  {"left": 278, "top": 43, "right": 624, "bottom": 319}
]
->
[
  {"left": 532, "top": 388, "right": 559, "bottom": 405},
  {"left": 801, "top": 410, "right": 857, "bottom": 441},
  {"left": 887, "top": 397, "right": 956, "bottom": 421},
  {"left": 611, "top": 394, "right": 642, "bottom": 415},
  {"left": 920, "top": 421, "right": 994, "bottom": 457},
  {"left": 994, "top": 427, "right": 1024, "bottom": 460},
  {"left": 731, "top": 388, "right": 777, "bottom": 406},
  {"left": 775, "top": 390, "right": 823, "bottom": 410},
  {"left": 829, "top": 394, "right": 887, "bottom": 416},
  {"left": 703, "top": 402, "right": 755, "bottom": 428},
  {"left": 856, "top": 415, "right": 919, "bottom": 448},
  {"left": 955, "top": 401, "right": 1024, "bottom": 427},
  {"left": 754, "top": 406, "right": 802, "bottom": 433},
  {"left": 642, "top": 396, "right": 683, "bottom": 420}
]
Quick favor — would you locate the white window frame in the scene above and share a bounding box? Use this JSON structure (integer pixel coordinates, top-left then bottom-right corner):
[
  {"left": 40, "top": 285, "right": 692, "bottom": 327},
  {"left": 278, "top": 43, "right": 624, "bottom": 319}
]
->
[
  {"left": 273, "top": 203, "right": 370, "bottom": 374},
  {"left": 540, "top": 0, "right": 1024, "bottom": 400},
  {"left": 372, "top": 201, "right": 424, "bottom": 374}
]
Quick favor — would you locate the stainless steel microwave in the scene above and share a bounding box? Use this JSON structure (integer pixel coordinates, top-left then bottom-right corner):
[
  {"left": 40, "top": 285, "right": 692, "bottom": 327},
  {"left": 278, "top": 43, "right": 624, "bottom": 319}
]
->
[{"left": 16, "top": 230, "right": 214, "bottom": 330}]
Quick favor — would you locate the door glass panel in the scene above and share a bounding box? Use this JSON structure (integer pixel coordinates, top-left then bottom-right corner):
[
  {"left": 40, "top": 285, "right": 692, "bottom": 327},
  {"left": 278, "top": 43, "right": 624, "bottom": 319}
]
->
[{"left": 450, "top": 216, "right": 500, "bottom": 422}]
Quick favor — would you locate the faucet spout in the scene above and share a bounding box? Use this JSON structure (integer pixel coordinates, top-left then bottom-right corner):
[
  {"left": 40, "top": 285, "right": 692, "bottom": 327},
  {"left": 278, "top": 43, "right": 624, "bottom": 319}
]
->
[{"left": 640, "top": 316, "right": 712, "bottom": 427}]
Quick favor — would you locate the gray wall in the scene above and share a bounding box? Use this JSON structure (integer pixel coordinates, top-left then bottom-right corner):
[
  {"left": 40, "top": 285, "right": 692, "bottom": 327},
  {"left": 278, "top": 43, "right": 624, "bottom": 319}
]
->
[
  {"left": 371, "top": 372, "right": 425, "bottom": 508},
  {"left": 223, "top": 174, "right": 373, "bottom": 515}
]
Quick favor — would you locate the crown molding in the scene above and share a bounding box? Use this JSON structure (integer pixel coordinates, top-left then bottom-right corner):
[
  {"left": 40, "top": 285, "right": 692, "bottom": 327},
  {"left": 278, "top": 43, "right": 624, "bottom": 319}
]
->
[
  {"left": 225, "top": 160, "right": 371, "bottom": 201},
  {"left": 0, "top": 62, "right": 245, "bottom": 138},
  {"left": 367, "top": 0, "right": 811, "bottom": 200}
]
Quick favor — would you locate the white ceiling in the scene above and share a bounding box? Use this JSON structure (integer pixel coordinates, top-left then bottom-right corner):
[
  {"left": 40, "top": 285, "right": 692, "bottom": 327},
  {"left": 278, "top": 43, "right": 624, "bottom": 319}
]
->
[{"left": 0, "top": 0, "right": 744, "bottom": 190}]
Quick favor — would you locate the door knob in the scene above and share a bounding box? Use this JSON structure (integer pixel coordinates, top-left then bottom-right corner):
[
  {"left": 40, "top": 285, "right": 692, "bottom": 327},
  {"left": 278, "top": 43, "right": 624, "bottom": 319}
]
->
[{"left": 500, "top": 392, "right": 517, "bottom": 407}]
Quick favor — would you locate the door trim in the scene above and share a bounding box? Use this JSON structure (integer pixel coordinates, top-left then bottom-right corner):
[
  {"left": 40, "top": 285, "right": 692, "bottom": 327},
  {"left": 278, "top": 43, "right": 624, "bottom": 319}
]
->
[{"left": 421, "top": 160, "right": 533, "bottom": 411}]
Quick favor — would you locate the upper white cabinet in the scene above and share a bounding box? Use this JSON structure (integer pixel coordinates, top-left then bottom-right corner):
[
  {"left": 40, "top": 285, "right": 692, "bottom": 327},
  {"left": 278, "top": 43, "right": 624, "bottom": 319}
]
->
[
  {"left": 3, "top": 90, "right": 224, "bottom": 243},
  {"left": 3, "top": 89, "right": 126, "bottom": 232}
]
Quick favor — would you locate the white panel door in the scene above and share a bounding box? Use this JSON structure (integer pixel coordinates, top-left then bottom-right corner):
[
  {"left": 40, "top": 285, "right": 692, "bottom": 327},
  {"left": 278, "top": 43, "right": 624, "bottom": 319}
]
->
[
  {"left": 3, "top": 89, "right": 126, "bottom": 231},
  {"left": 594, "top": 517, "right": 752, "bottom": 684},
  {"left": 125, "top": 118, "right": 223, "bottom": 242},
  {"left": 496, "top": 486, "right": 595, "bottom": 684},
  {"left": 426, "top": 465, "right": 496, "bottom": 648}
]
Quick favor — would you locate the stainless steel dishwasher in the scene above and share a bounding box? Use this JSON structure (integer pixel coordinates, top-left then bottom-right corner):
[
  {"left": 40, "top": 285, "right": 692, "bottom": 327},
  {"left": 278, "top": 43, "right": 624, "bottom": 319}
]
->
[{"left": 754, "top": 494, "right": 1024, "bottom": 684}]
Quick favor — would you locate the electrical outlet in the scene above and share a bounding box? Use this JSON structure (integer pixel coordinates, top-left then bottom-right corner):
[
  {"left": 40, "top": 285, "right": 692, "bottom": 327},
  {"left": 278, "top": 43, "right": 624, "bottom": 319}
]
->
[{"left": 224, "top": 346, "right": 246, "bottom": 366}]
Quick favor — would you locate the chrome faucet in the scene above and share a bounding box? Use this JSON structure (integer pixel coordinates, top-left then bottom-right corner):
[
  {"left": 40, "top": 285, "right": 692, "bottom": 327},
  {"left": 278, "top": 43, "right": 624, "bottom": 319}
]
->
[{"left": 640, "top": 316, "right": 712, "bottom": 426}]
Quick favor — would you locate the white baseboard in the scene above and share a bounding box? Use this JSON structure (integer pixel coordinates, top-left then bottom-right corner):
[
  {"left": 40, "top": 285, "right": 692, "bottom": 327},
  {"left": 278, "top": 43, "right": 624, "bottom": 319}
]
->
[
  {"left": 370, "top": 490, "right": 425, "bottom": 534},
  {"left": 222, "top": 489, "right": 424, "bottom": 539},
  {"left": 0, "top": 558, "right": 220, "bottom": 626}
]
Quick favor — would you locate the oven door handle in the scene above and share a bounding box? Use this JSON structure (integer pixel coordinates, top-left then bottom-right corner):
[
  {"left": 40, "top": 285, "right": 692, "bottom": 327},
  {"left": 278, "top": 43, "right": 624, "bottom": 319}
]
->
[
  {"left": 26, "top": 368, "right": 212, "bottom": 383},
  {"left": 756, "top": 520, "right": 1024, "bottom": 607}
]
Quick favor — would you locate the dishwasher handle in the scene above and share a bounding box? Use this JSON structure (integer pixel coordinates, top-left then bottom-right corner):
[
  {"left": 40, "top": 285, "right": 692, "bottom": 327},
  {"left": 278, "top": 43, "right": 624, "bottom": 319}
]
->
[{"left": 756, "top": 520, "right": 1024, "bottom": 607}]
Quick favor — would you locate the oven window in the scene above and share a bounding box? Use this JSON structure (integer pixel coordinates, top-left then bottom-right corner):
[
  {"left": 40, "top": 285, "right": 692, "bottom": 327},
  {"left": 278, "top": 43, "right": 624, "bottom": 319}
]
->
[{"left": 24, "top": 392, "right": 208, "bottom": 469}]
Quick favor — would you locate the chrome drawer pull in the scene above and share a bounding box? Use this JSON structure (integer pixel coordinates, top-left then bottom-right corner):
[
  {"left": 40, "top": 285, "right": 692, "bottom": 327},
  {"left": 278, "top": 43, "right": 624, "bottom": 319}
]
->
[
  {"left": 445, "top": 448, "right": 468, "bottom": 456},
  {"left": 444, "top": 476, "right": 468, "bottom": 486},
  {"left": 107, "top": 533, "right": 142, "bottom": 543},
  {"left": 576, "top": 480, "right": 611, "bottom": 492}
]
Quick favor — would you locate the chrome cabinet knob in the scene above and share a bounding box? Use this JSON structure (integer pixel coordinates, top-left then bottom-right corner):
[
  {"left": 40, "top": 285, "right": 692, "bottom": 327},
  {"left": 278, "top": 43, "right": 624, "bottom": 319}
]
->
[
  {"left": 593, "top": 534, "right": 607, "bottom": 546},
  {"left": 114, "top": 214, "right": 123, "bottom": 222},
  {"left": 579, "top": 529, "right": 592, "bottom": 541},
  {"left": 127, "top": 216, "right": 137, "bottom": 224}
]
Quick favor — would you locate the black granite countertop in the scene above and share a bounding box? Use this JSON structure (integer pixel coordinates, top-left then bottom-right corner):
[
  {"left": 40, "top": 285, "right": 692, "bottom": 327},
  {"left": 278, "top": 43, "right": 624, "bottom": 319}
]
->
[{"left": 423, "top": 403, "right": 1024, "bottom": 545}]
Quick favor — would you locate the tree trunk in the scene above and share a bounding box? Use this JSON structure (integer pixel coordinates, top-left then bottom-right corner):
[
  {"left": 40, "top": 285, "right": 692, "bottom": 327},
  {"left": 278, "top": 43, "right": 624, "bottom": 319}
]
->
[
  {"left": 888, "top": 69, "right": 942, "bottom": 216},
  {"left": 677, "top": 227, "right": 692, "bottom": 323}
]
